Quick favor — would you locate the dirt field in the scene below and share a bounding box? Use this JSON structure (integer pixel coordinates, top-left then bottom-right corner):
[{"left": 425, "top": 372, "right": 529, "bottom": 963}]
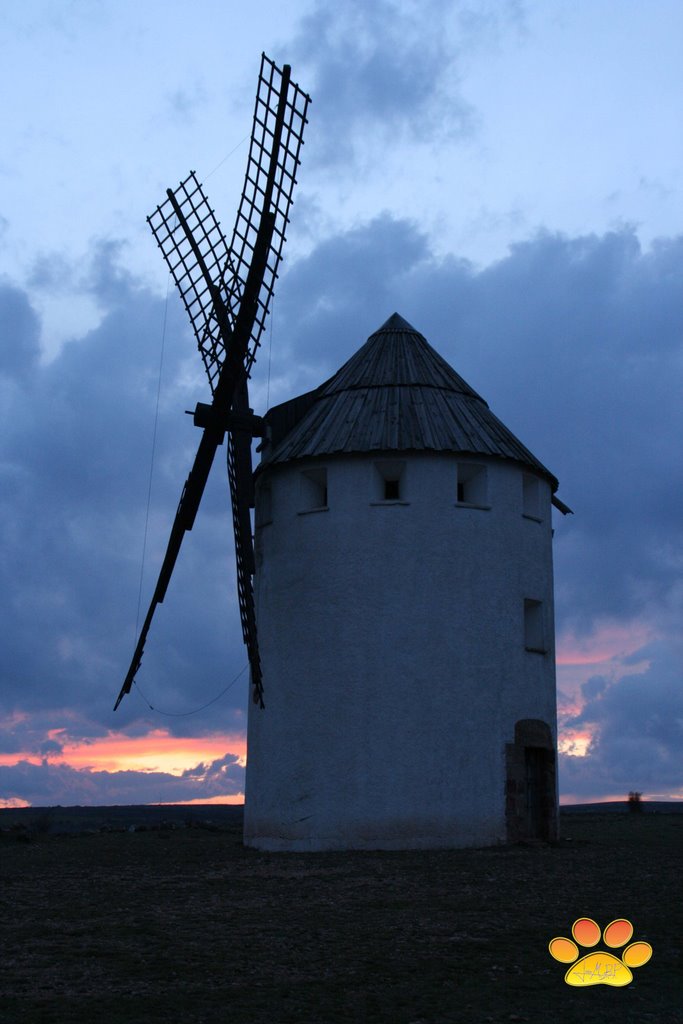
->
[{"left": 0, "top": 808, "right": 681, "bottom": 1023}]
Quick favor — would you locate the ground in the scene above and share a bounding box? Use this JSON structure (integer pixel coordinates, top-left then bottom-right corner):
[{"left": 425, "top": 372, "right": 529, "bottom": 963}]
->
[{"left": 0, "top": 807, "right": 681, "bottom": 1023}]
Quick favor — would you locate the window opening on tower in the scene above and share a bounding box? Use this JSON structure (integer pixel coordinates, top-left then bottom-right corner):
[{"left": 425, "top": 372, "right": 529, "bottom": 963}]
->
[
  {"left": 372, "top": 459, "right": 408, "bottom": 504},
  {"left": 384, "top": 478, "right": 400, "bottom": 500},
  {"left": 299, "top": 467, "right": 328, "bottom": 513},
  {"left": 522, "top": 473, "right": 542, "bottom": 520},
  {"left": 455, "top": 462, "right": 489, "bottom": 508},
  {"left": 524, "top": 598, "right": 546, "bottom": 653}
]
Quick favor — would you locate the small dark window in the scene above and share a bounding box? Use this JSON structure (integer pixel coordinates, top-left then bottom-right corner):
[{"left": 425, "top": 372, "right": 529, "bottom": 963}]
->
[
  {"left": 374, "top": 460, "right": 406, "bottom": 502},
  {"left": 255, "top": 481, "right": 272, "bottom": 527},
  {"left": 456, "top": 463, "right": 487, "bottom": 506},
  {"left": 300, "top": 468, "right": 328, "bottom": 511},
  {"left": 524, "top": 598, "right": 545, "bottom": 652},
  {"left": 523, "top": 474, "right": 541, "bottom": 519},
  {"left": 384, "top": 478, "right": 400, "bottom": 500}
]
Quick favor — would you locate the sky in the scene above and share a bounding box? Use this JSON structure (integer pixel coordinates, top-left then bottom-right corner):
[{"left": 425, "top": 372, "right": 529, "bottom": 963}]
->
[{"left": 1, "top": 0, "right": 682, "bottom": 809}]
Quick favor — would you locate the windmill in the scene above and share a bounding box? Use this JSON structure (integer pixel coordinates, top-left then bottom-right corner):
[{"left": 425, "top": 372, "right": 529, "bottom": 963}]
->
[{"left": 114, "top": 54, "right": 310, "bottom": 713}]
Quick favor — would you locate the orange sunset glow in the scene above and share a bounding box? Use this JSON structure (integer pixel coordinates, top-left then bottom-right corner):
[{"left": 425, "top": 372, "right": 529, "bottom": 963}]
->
[
  {"left": 0, "top": 728, "right": 247, "bottom": 776},
  {"left": 558, "top": 729, "right": 593, "bottom": 758}
]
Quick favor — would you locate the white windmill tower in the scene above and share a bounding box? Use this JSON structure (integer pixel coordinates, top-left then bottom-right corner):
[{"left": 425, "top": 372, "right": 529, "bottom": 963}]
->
[{"left": 244, "top": 313, "right": 571, "bottom": 851}]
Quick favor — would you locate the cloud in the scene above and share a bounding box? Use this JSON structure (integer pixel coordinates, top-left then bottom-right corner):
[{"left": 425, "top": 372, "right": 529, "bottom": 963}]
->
[
  {"left": 472, "top": 231, "right": 683, "bottom": 631},
  {"left": 0, "top": 752, "right": 244, "bottom": 807},
  {"left": 0, "top": 282, "right": 41, "bottom": 380},
  {"left": 166, "top": 82, "right": 208, "bottom": 123},
  {"left": 582, "top": 676, "right": 608, "bottom": 701},
  {"left": 289, "top": 0, "right": 483, "bottom": 167},
  {"left": 39, "top": 739, "right": 64, "bottom": 759},
  {"left": 560, "top": 642, "right": 683, "bottom": 799},
  {"left": 0, "top": 243, "right": 248, "bottom": 746},
  {"left": 268, "top": 213, "right": 432, "bottom": 393},
  {"left": 1, "top": 215, "right": 681, "bottom": 804}
]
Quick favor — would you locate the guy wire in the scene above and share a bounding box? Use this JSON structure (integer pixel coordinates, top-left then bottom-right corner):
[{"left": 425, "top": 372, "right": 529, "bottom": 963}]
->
[
  {"left": 205, "top": 135, "right": 249, "bottom": 181},
  {"left": 133, "top": 664, "right": 248, "bottom": 717},
  {"left": 134, "top": 271, "right": 171, "bottom": 643}
]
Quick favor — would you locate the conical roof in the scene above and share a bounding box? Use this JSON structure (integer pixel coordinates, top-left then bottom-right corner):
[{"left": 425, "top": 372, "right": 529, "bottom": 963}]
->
[
  {"left": 261, "top": 313, "right": 558, "bottom": 489},
  {"left": 319, "top": 312, "right": 485, "bottom": 399}
]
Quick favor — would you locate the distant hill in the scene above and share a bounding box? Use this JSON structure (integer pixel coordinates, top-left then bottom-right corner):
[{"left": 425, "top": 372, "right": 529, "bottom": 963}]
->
[
  {"left": 0, "top": 803, "right": 243, "bottom": 835},
  {"left": 1, "top": 800, "right": 681, "bottom": 836},
  {"left": 560, "top": 800, "right": 683, "bottom": 814}
]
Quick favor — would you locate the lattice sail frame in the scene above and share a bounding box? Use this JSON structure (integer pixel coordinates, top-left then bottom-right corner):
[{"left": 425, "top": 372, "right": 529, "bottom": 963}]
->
[
  {"left": 113, "top": 55, "right": 310, "bottom": 711},
  {"left": 227, "top": 432, "right": 262, "bottom": 701},
  {"left": 147, "top": 54, "right": 310, "bottom": 392}
]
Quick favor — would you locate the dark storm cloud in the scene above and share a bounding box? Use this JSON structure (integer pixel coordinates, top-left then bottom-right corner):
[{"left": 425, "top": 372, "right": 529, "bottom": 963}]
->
[
  {"left": 455, "top": 231, "right": 683, "bottom": 633},
  {"left": 582, "top": 676, "right": 608, "bottom": 701},
  {"left": 0, "top": 753, "right": 244, "bottom": 807},
  {"left": 0, "top": 244, "right": 249, "bottom": 747},
  {"left": 289, "top": 0, "right": 483, "bottom": 166},
  {"left": 0, "top": 282, "right": 41, "bottom": 379},
  {"left": 1, "top": 214, "right": 681, "bottom": 804},
  {"left": 39, "top": 739, "right": 63, "bottom": 758},
  {"left": 268, "top": 213, "right": 432, "bottom": 389},
  {"left": 560, "top": 643, "right": 683, "bottom": 798},
  {"left": 570, "top": 646, "right": 682, "bottom": 746}
]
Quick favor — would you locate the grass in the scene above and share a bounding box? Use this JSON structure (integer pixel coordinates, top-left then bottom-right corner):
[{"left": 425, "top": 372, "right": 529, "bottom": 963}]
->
[{"left": 0, "top": 810, "right": 681, "bottom": 1023}]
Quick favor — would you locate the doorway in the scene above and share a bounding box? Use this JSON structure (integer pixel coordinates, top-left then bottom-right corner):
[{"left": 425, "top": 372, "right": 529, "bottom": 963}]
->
[{"left": 506, "top": 720, "right": 557, "bottom": 842}]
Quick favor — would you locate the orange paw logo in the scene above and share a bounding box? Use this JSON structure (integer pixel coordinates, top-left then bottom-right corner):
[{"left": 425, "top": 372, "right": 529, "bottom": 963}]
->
[{"left": 549, "top": 917, "right": 652, "bottom": 987}]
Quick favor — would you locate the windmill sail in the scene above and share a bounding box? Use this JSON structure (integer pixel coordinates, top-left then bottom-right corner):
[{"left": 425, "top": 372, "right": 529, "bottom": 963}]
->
[
  {"left": 115, "top": 55, "right": 310, "bottom": 711},
  {"left": 146, "top": 56, "right": 310, "bottom": 391}
]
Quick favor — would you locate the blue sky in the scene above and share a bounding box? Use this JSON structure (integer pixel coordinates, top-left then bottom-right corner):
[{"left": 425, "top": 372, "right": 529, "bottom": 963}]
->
[{"left": 1, "top": 0, "right": 682, "bottom": 807}]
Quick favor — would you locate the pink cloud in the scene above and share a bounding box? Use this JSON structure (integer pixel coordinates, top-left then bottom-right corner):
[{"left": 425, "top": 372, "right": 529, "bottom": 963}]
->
[{"left": 556, "top": 620, "right": 656, "bottom": 666}]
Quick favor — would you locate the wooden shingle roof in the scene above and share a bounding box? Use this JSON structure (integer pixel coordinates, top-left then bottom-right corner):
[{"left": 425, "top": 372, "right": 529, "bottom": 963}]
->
[{"left": 261, "top": 313, "right": 560, "bottom": 491}]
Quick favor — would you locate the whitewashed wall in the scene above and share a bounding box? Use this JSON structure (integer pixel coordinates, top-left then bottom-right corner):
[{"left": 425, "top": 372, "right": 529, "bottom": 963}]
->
[{"left": 244, "top": 451, "right": 557, "bottom": 851}]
